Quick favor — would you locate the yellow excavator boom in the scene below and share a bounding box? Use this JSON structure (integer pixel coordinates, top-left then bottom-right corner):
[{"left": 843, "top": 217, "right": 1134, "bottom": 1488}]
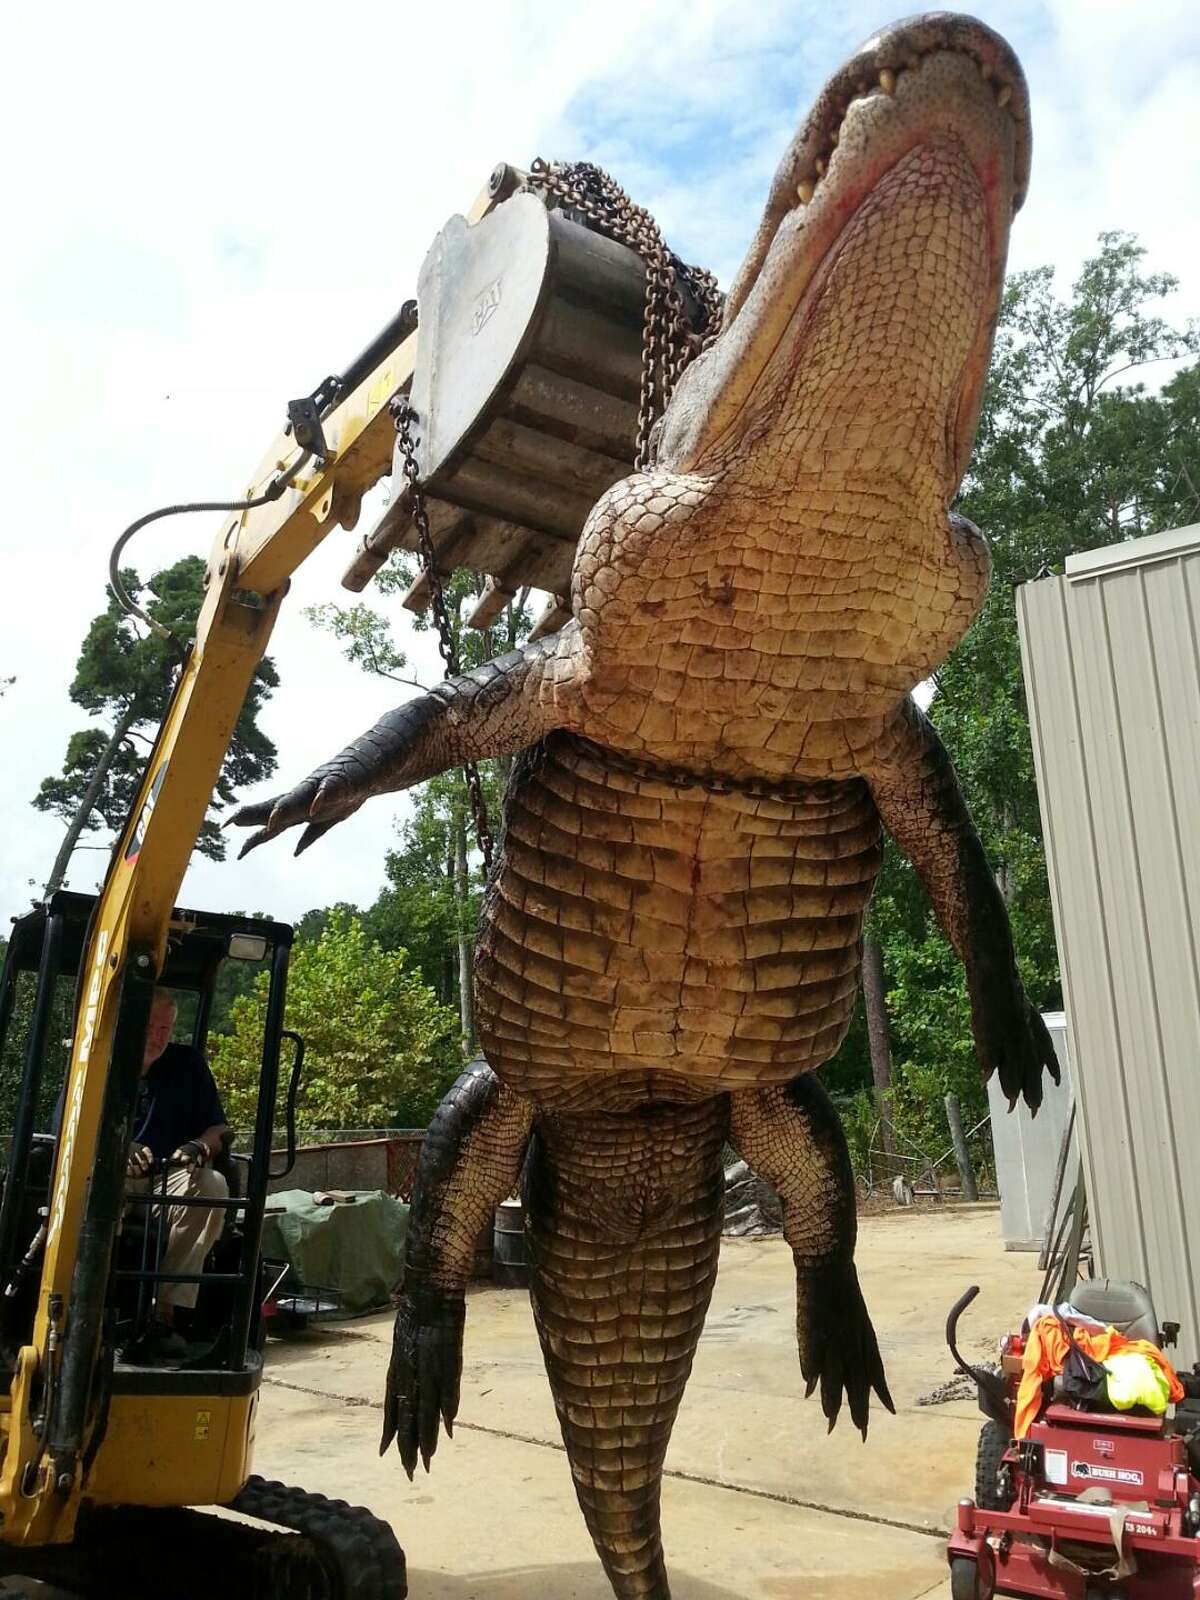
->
[{"left": 0, "top": 175, "right": 503, "bottom": 1545}]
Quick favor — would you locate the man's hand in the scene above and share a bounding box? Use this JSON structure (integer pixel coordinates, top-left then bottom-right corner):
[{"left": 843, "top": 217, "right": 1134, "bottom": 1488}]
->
[
  {"left": 126, "top": 1143, "right": 153, "bottom": 1178},
  {"left": 171, "top": 1139, "right": 211, "bottom": 1169}
]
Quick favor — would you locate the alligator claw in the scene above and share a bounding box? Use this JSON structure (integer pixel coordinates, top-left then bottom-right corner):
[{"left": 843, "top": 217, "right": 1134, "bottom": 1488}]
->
[
  {"left": 295, "top": 819, "right": 338, "bottom": 856},
  {"left": 975, "top": 983, "right": 1061, "bottom": 1115},
  {"left": 797, "top": 1261, "right": 893, "bottom": 1440},
  {"left": 380, "top": 1286, "right": 466, "bottom": 1478},
  {"left": 226, "top": 771, "right": 362, "bottom": 857}
]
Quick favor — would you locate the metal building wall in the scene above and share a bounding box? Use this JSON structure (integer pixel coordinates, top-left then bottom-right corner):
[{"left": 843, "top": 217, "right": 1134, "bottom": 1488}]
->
[
  {"left": 987, "top": 1013, "right": 1075, "bottom": 1252},
  {"left": 1017, "top": 523, "right": 1200, "bottom": 1364}
]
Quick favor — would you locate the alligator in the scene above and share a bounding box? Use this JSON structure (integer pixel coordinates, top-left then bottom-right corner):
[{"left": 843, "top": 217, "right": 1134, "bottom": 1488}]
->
[{"left": 232, "top": 14, "right": 1057, "bottom": 1596}]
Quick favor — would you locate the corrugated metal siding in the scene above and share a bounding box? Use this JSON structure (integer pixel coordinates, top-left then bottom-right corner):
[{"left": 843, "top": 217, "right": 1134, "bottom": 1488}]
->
[
  {"left": 987, "top": 1014, "right": 1075, "bottom": 1251},
  {"left": 1017, "top": 525, "right": 1200, "bottom": 1363}
]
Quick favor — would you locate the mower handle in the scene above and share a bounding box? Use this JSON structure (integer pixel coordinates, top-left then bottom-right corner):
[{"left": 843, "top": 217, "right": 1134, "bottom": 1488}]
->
[
  {"left": 945, "top": 1282, "right": 1013, "bottom": 1428},
  {"left": 946, "top": 1284, "right": 981, "bottom": 1358}
]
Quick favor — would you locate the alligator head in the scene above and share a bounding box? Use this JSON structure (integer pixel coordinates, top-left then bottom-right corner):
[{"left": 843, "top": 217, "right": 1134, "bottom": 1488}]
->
[{"left": 576, "top": 13, "right": 1031, "bottom": 770}]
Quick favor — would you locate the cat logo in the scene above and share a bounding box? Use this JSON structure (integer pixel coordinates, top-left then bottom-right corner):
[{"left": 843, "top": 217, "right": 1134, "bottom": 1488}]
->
[
  {"left": 125, "top": 762, "right": 168, "bottom": 862},
  {"left": 472, "top": 277, "right": 502, "bottom": 335}
]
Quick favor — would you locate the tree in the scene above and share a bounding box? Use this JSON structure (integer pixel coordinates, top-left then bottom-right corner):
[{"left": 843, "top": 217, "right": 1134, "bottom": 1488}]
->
[
  {"left": 827, "top": 233, "right": 1199, "bottom": 1165},
  {"left": 34, "top": 558, "right": 279, "bottom": 894},
  {"left": 208, "top": 911, "right": 460, "bottom": 1132},
  {"left": 306, "top": 556, "right": 533, "bottom": 1046}
]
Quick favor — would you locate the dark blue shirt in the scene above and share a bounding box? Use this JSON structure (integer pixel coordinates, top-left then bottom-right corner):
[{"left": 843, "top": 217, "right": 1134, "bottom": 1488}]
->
[{"left": 132, "top": 1042, "right": 226, "bottom": 1162}]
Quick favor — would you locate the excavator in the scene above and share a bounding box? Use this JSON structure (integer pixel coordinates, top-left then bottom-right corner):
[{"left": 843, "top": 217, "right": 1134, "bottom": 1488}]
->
[{"left": 0, "top": 160, "right": 713, "bottom": 1594}]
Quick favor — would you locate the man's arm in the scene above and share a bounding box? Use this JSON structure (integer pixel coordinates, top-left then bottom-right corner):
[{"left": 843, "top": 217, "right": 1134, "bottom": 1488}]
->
[
  {"left": 175, "top": 1050, "right": 231, "bottom": 1166},
  {"left": 173, "top": 1122, "right": 231, "bottom": 1168},
  {"left": 863, "top": 697, "right": 1059, "bottom": 1110}
]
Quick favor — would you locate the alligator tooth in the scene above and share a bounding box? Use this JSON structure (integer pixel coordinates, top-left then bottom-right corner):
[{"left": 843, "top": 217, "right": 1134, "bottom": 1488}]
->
[
  {"left": 996, "top": 83, "right": 1012, "bottom": 108},
  {"left": 796, "top": 178, "right": 816, "bottom": 204},
  {"left": 829, "top": 127, "right": 840, "bottom": 148},
  {"left": 879, "top": 68, "right": 896, "bottom": 95},
  {"left": 815, "top": 157, "right": 826, "bottom": 176},
  {"left": 980, "top": 61, "right": 993, "bottom": 81}
]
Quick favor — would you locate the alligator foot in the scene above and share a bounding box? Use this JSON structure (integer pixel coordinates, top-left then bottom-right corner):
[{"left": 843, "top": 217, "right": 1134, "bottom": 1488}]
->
[
  {"left": 379, "top": 1285, "right": 466, "bottom": 1477},
  {"left": 976, "top": 989, "right": 1061, "bottom": 1114},
  {"left": 797, "top": 1259, "right": 894, "bottom": 1439}
]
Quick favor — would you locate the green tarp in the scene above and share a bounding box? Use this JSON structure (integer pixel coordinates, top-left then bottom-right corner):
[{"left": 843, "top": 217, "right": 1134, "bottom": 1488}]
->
[{"left": 260, "top": 1189, "right": 409, "bottom": 1315}]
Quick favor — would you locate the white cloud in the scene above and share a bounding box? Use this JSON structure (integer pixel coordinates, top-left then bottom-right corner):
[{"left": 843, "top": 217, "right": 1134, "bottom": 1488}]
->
[{"left": 3, "top": 0, "right": 1198, "bottom": 933}]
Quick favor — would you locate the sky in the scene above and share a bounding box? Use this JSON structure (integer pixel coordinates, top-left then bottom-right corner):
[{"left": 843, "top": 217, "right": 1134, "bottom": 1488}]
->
[{"left": 2, "top": 0, "right": 1199, "bottom": 936}]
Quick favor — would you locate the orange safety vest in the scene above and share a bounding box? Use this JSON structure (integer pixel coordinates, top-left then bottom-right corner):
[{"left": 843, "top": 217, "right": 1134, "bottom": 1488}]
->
[{"left": 1015, "top": 1317, "right": 1183, "bottom": 1439}]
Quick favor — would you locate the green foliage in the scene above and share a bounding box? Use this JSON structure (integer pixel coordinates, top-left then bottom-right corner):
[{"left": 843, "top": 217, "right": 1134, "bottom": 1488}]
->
[
  {"left": 830, "top": 233, "right": 1199, "bottom": 1161},
  {"left": 836, "top": 1088, "right": 878, "bottom": 1179},
  {"left": 305, "top": 559, "right": 534, "bottom": 1023},
  {"left": 208, "top": 911, "right": 461, "bottom": 1131},
  {"left": 34, "top": 557, "right": 279, "bottom": 873},
  {"left": 0, "top": 940, "right": 75, "bottom": 1139}
]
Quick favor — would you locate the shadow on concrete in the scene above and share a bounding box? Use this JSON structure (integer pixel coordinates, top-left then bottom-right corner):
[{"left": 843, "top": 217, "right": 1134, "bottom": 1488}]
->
[{"left": 406, "top": 1564, "right": 743, "bottom": 1598}]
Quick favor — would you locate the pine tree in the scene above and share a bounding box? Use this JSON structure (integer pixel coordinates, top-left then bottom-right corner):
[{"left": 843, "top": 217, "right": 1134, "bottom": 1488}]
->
[{"left": 35, "top": 556, "right": 279, "bottom": 893}]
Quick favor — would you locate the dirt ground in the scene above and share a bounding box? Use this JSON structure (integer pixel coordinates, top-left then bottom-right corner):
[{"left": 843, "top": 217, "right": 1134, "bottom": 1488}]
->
[{"left": 252, "top": 1203, "right": 1039, "bottom": 1600}]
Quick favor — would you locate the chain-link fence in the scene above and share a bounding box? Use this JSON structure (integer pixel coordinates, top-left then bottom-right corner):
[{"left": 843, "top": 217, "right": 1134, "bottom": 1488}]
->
[{"left": 854, "top": 1112, "right": 997, "bottom": 1202}]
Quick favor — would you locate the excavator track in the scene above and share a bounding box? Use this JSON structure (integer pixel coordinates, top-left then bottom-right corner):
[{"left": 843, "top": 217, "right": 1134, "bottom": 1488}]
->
[
  {"left": 228, "top": 1474, "right": 408, "bottom": 1599},
  {"left": 0, "top": 1477, "right": 406, "bottom": 1599}
]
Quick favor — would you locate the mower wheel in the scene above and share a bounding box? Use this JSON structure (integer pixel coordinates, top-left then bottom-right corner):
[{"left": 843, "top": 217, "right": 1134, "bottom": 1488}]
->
[
  {"left": 975, "top": 1418, "right": 1013, "bottom": 1511},
  {"left": 950, "top": 1556, "right": 992, "bottom": 1600}
]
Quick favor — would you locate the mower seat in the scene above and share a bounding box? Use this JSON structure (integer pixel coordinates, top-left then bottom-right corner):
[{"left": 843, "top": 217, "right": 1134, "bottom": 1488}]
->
[{"left": 1071, "top": 1278, "right": 1161, "bottom": 1345}]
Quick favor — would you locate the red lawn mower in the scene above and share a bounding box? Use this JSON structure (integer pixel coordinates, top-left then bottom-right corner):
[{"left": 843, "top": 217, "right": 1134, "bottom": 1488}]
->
[{"left": 945, "top": 1281, "right": 1200, "bottom": 1600}]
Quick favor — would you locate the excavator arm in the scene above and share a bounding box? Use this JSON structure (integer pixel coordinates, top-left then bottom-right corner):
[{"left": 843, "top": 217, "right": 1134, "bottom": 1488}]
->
[{"left": 0, "top": 175, "right": 507, "bottom": 1544}]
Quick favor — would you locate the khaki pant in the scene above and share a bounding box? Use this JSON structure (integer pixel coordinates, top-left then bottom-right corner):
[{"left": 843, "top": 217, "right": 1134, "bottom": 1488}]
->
[{"left": 130, "top": 1165, "right": 229, "bottom": 1310}]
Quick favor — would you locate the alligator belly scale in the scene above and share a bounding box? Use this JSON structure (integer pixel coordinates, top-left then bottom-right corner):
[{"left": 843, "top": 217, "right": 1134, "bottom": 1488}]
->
[
  {"left": 479, "top": 734, "right": 880, "bottom": 1109},
  {"left": 233, "top": 15, "right": 1060, "bottom": 1597}
]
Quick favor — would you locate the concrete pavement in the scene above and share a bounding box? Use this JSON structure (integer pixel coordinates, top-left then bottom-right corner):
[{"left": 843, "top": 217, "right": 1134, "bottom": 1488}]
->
[{"left": 252, "top": 1204, "right": 1038, "bottom": 1599}]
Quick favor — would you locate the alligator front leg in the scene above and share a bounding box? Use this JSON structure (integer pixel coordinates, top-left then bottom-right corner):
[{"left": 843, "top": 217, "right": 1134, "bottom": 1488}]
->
[
  {"left": 380, "top": 1060, "right": 533, "bottom": 1476},
  {"left": 864, "top": 696, "right": 1059, "bottom": 1110},
  {"left": 730, "top": 1074, "right": 892, "bottom": 1439},
  {"left": 227, "top": 626, "right": 584, "bottom": 856}
]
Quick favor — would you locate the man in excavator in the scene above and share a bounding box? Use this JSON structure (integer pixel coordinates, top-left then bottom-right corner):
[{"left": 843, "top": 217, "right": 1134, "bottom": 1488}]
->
[{"left": 122, "top": 989, "right": 230, "bottom": 1358}]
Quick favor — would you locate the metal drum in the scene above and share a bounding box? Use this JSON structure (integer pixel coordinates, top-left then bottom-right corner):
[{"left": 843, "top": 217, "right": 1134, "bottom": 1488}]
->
[
  {"left": 344, "top": 173, "right": 709, "bottom": 636},
  {"left": 492, "top": 1197, "right": 529, "bottom": 1289}
]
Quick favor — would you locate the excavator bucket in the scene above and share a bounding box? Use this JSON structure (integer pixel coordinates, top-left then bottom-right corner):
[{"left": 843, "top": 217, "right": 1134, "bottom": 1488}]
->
[{"left": 343, "top": 178, "right": 708, "bottom": 635}]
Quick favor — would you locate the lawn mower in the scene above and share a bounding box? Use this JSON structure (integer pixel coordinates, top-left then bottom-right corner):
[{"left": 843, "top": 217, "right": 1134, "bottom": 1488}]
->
[{"left": 945, "top": 1281, "right": 1200, "bottom": 1600}]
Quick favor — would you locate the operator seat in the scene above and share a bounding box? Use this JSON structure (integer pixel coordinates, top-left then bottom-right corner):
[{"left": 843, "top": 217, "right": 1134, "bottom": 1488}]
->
[{"left": 1071, "top": 1278, "right": 1161, "bottom": 1346}]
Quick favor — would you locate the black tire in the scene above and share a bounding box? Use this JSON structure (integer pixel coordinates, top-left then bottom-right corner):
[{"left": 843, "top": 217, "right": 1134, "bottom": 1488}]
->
[
  {"left": 950, "top": 1556, "right": 991, "bottom": 1600},
  {"left": 975, "top": 1418, "right": 1014, "bottom": 1511}
]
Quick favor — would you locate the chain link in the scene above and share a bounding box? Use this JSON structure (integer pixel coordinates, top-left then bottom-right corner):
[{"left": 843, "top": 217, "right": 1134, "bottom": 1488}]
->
[
  {"left": 528, "top": 158, "right": 723, "bottom": 467},
  {"left": 394, "top": 161, "right": 721, "bottom": 870},
  {"left": 392, "top": 399, "right": 495, "bottom": 876}
]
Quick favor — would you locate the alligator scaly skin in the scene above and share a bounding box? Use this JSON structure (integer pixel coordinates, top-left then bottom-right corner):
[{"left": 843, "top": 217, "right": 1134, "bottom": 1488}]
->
[
  {"left": 479, "top": 736, "right": 880, "bottom": 1110},
  {"left": 233, "top": 17, "right": 1059, "bottom": 1596}
]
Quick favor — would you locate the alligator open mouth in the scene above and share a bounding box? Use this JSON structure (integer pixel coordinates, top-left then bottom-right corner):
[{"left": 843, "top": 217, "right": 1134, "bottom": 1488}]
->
[{"left": 656, "top": 13, "right": 1031, "bottom": 490}]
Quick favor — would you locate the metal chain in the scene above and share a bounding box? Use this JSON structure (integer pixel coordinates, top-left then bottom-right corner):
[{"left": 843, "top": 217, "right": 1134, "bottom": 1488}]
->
[
  {"left": 392, "top": 399, "right": 495, "bottom": 875},
  {"left": 393, "top": 162, "right": 721, "bottom": 870},
  {"left": 528, "top": 158, "right": 723, "bottom": 467}
]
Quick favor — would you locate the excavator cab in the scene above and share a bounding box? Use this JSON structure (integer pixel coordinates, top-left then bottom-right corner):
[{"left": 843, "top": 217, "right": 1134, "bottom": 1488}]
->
[
  {"left": 0, "top": 893, "right": 403, "bottom": 1596},
  {"left": 0, "top": 890, "right": 296, "bottom": 1369}
]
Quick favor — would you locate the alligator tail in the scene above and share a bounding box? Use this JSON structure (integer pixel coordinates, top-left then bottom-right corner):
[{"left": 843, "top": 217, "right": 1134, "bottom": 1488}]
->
[{"left": 526, "top": 1097, "right": 728, "bottom": 1600}]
